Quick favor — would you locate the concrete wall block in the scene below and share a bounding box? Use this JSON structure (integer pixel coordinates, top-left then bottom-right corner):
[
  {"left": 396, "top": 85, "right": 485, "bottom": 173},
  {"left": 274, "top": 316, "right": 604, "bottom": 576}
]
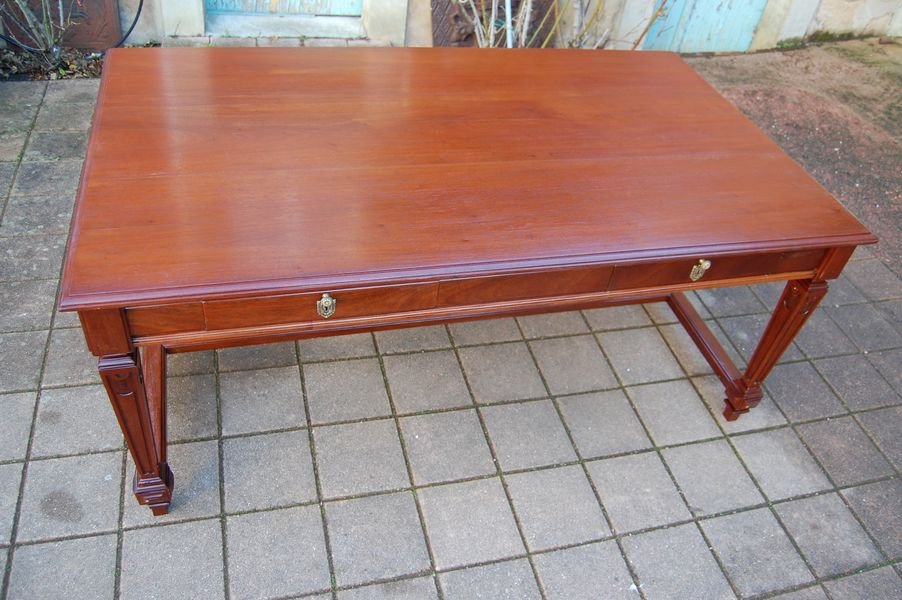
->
[
  {"left": 256, "top": 37, "right": 304, "bottom": 47},
  {"left": 209, "top": 37, "right": 258, "bottom": 47},
  {"left": 161, "top": 0, "right": 205, "bottom": 37},
  {"left": 119, "top": 0, "right": 164, "bottom": 45},
  {"left": 347, "top": 38, "right": 393, "bottom": 47},
  {"left": 304, "top": 38, "right": 351, "bottom": 47},
  {"left": 610, "top": 0, "right": 656, "bottom": 49},
  {"left": 779, "top": 0, "right": 822, "bottom": 40},
  {"left": 362, "top": 0, "right": 409, "bottom": 46},
  {"left": 750, "top": 0, "right": 794, "bottom": 50},
  {"left": 405, "top": 0, "right": 432, "bottom": 47},
  {"left": 811, "top": 0, "right": 900, "bottom": 35},
  {"left": 889, "top": 11, "right": 902, "bottom": 35},
  {"left": 161, "top": 36, "right": 211, "bottom": 48}
]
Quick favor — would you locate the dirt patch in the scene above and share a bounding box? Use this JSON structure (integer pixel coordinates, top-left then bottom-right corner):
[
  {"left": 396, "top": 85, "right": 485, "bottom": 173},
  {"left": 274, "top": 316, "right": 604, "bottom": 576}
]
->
[
  {"left": 688, "top": 39, "right": 901, "bottom": 273},
  {"left": 1, "top": 47, "right": 103, "bottom": 80}
]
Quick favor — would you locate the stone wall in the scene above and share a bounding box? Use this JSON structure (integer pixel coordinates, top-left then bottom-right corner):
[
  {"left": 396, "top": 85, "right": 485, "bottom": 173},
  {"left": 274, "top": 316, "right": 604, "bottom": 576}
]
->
[
  {"left": 752, "top": 0, "right": 902, "bottom": 49},
  {"left": 114, "top": 0, "right": 900, "bottom": 50}
]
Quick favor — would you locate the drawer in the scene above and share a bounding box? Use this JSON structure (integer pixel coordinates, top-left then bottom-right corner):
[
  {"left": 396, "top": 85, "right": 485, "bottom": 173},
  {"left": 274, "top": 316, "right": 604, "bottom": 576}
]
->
[
  {"left": 127, "top": 303, "right": 206, "bottom": 337},
  {"left": 204, "top": 283, "right": 438, "bottom": 330},
  {"left": 438, "top": 265, "right": 613, "bottom": 307},
  {"left": 608, "top": 249, "right": 825, "bottom": 291}
]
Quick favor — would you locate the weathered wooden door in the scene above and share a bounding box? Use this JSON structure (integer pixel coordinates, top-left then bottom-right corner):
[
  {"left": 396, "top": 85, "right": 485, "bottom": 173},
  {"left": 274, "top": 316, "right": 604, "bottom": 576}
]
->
[
  {"left": 643, "top": 0, "right": 769, "bottom": 53},
  {"left": 204, "top": 1, "right": 363, "bottom": 16}
]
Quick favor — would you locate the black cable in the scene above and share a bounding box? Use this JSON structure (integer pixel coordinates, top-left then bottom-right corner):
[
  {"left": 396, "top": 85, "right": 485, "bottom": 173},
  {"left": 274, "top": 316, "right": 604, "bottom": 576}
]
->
[
  {"left": 0, "top": 32, "right": 39, "bottom": 53},
  {"left": 2, "top": 0, "right": 142, "bottom": 55},
  {"left": 114, "top": 0, "right": 144, "bottom": 48}
]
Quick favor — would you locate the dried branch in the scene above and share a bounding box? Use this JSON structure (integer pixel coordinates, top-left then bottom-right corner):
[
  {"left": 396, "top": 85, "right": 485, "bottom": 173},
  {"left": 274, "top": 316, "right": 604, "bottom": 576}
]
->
[{"left": 632, "top": 0, "right": 669, "bottom": 50}]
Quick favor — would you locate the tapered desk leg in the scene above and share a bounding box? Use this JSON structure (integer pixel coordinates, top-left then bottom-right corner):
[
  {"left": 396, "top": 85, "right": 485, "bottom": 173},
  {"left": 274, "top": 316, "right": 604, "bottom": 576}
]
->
[
  {"left": 724, "top": 279, "right": 828, "bottom": 420},
  {"left": 99, "top": 346, "right": 173, "bottom": 515}
]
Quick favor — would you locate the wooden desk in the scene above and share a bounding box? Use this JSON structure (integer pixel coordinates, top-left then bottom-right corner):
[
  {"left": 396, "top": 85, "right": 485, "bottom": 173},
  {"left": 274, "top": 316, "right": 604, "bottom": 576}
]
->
[{"left": 60, "top": 48, "right": 875, "bottom": 515}]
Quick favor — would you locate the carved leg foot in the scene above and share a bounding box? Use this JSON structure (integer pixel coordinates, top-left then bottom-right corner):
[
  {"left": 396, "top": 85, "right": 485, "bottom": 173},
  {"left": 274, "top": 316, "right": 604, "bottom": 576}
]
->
[
  {"left": 723, "top": 387, "right": 763, "bottom": 421},
  {"left": 135, "top": 464, "right": 174, "bottom": 516},
  {"left": 726, "top": 279, "right": 827, "bottom": 420},
  {"left": 99, "top": 346, "right": 172, "bottom": 516}
]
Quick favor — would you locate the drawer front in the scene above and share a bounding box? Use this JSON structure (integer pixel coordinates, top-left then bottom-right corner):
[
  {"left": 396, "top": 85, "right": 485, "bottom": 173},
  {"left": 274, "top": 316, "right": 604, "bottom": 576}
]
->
[
  {"left": 126, "top": 303, "right": 206, "bottom": 337},
  {"left": 204, "top": 283, "right": 438, "bottom": 330},
  {"left": 609, "top": 249, "right": 825, "bottom": 291},
  {"left": 438, "top": 265, "right": 614, "bottom": 307}
]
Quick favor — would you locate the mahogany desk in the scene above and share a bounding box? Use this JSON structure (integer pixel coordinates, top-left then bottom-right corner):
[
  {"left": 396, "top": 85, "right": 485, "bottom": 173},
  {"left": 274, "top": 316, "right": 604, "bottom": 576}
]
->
[{"left": 60, "top": 48, "right": 875, "bottom": 515}]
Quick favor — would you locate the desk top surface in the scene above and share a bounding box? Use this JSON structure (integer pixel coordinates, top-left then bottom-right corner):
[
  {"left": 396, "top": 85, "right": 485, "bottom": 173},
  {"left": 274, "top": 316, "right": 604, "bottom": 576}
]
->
[{"left": 60, "top": 47, "right": 873, "bottom": 310}]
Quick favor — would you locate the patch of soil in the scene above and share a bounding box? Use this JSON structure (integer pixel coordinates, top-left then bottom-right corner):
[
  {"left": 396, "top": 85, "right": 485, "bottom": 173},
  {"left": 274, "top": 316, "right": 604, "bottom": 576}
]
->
[
  {"left": 1, "top": 46, "right": 103, "bottom": 80},
  {"left": 688, "top": 39, "right": 902, "bottom": 273},
  {"left": 725, "top": 85, "right": 899, "bottom": 267}
]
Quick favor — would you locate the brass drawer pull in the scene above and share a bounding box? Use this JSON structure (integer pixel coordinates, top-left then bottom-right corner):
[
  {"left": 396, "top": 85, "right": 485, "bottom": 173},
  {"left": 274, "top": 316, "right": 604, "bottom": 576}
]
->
[
  {"left": 316, "top": 293, "right": 336, "bottom": 318},
  {"left": 690, "top": 259, "right": 712, "bottom": 282}
]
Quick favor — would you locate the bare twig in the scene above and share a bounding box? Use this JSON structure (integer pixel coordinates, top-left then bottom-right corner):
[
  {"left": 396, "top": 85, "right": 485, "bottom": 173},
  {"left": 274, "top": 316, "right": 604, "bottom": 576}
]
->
[
  {"left": 541, "top": 0, "right": 573, "bottom": 49},
  {"left": 631, "top": 0, "right": 669, "bottom": 50},
  {"left": 520, "top": 0, "right": 532, "bottom": 46},
  {"left": 572, "top": 0, "right": 605, "bottom": 48},
  {"left": 461, "top": 0, "right": 487, "bottom": 47},
  {"left": 526, "top": 0, "right": 558, "bottom": 47},
  {"left": 488, "top": 0, "right": 498, "bottom": 47}
]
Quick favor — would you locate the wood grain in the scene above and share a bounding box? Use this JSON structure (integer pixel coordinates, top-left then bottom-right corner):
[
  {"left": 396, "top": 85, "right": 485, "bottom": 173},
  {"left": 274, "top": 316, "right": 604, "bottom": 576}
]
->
[
  {"left": 59, "top": 48, "right": 874, "bottom": 311},
  {"left": 62, "top": 48, "right": 877, "bottom": 513}
]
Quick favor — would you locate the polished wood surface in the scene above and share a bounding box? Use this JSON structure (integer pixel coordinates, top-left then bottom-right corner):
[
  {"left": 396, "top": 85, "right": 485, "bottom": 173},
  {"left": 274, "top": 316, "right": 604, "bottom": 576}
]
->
[
  {"left": 59, "top": 48, "right": 872, "bottom": 310},
  {"left": 60, "top": 48, "right": 876, "bottom": 515}
]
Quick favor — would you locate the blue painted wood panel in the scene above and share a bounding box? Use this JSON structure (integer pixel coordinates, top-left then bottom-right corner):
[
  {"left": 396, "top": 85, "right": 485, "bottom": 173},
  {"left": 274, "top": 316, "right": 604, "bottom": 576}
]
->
[
  {"left": 205, "top": 1, "right": 364, "bottom": 17},
  {"left": 644, "top": 0, "right": 769, "bottom": 53}
]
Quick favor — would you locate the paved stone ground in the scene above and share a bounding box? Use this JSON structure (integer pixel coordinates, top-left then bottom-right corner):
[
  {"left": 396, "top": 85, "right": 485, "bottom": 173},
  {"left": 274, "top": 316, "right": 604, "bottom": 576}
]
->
[{"left": 0, "top": 67, "right": 900, "bottom": 600}]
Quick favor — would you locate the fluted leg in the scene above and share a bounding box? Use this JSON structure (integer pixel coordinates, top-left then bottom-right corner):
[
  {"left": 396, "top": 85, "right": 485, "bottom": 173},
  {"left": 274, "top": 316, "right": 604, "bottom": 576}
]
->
[
  {"left": 723, "top": 279, "right": 828, "bottom": 420},
  {"left": 98, "top": 346, "right": 172, "bottom": 515}
]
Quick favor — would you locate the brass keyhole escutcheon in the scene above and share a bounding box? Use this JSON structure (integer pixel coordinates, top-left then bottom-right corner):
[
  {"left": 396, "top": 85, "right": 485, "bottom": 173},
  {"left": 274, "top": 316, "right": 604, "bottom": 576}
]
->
[
  {"left": 316, "top": 293, "right": 336, "bottom": 318},
  {"left": 689, "top": 259, "right": 712, "bottom": 282}
]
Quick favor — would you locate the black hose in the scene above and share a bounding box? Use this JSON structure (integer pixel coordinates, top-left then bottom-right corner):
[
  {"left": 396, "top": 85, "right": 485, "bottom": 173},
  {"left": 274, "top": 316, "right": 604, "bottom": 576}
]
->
[
  {"left": 2, "top": 0, "right": 142, "bottom": 53},
  {"left": 0, "top": 32, "right": 39, "bottom": 53},
  {"left": 114, "top": 0, "right": 144, "bottom": 48}
]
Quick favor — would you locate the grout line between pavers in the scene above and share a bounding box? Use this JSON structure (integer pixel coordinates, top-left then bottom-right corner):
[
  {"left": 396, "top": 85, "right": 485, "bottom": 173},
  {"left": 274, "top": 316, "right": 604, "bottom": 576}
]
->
[
  {"left": 783, "top": 415, "right": 900, "bottom": 567},
  {"left": 812, "top": 338, "right": 902, "bottom": 405},
  {"left": 7, "top": 376, "right": 901, "bottom": 460},
  {"left": 807, "top": 357, "right": 902, "bottom": 480},
  {"left": 0, "top": 344, "right": 896, "bottom": 473},
  {"left": 19, "top": 470, "right": 896, "bottom": 548},
  {"left": 586, "top": 306, "right": 706, "bottom": 599},
  {"left": 117, "top": 467, "right": 901, "bottom": 534},
  {"left": 15, "top": 328, "right": 900, "bottom": 536},
  {"left": 112, "top": 449, "right": 127, "bottom": 599},
  {"left": 372, "top": 331, "right": 446, "bottom": 600},
  {"left": 295, "top": 341, "right": 340, "bottom": 598},
  {"left": 6, "top": 370, "right": 902, "bottom": 449},
  {"left": 747, "top": 344, "right": 901, "bottom": 568},
  {"left": 548, "top": 388, "right": 648, "bottom": 597},
  {"left": 850, "top": 412, "right": 902, "bottom": 479},
  {"left": 0, "top": 80, "right": 61, "bottom": 600},
  {"left": 6, "top": 77, "right": 900, "bottom": 597},
  {"left": 6, "top": 283, "right": 899, "bottom": 595},
  {"left": 212, "top": 349, "right": 233, "bottom": 600},
  {"left": 698, "top": 377, "right": 827, "bottom": 594},
  {"left": 0, "top": 85, "right": 46, "bottom": 224},
  {"left": 10, "top": 496, "right": 898, "bottom": 597},
  {"left": 451, "top": 319, "right": 548, "bottom": 600},
  {"left": 629, "top": 300, "right": 808, "bottom": 597}
]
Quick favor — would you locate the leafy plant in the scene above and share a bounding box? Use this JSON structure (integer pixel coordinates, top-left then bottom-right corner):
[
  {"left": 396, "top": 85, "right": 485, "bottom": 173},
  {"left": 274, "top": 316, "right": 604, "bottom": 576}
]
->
[{"left": 0, "top": 0, "right": 79, "bottom": 68}]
